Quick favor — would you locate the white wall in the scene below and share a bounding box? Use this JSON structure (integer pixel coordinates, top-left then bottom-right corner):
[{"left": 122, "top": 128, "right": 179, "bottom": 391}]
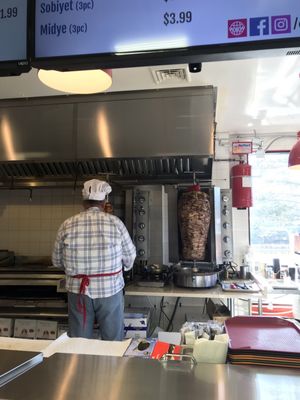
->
[
  {"left": 0, "top": 188, "right": 82, "bottom": 257},
  {"left": 0, "top": 187, "right": 125, "bottom": 258}
]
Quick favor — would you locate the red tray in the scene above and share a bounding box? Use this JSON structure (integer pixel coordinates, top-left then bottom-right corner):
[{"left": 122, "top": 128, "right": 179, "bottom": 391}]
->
[{"left": 225, "top": 316, "right": 300, "bottom": 354}]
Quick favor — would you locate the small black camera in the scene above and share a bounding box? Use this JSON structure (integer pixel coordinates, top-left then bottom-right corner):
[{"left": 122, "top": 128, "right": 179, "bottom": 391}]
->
[{"left": 188, "top": 63, "right": 202, "bottom": 73}]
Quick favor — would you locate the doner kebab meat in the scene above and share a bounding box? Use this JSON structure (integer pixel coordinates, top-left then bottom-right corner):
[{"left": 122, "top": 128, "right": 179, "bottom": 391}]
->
[{"left": 178, "top": 185, "right": 211, "bottom": 260}]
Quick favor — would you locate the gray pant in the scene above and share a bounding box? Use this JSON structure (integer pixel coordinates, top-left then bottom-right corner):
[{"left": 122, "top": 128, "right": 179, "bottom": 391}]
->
[{"left": 67, "top": 290, "right": 124, "bottom": 340}]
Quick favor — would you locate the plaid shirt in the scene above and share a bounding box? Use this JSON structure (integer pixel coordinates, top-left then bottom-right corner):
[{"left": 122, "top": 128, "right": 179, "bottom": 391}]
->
[{"left": 52, "top": 207, "right": 136, "bottom": 298}]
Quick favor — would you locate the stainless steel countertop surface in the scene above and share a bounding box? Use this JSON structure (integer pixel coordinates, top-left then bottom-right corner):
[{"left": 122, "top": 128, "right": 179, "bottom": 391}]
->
[
  {"left": 1, "top": 353, "right": 300, "bottom": 400},
  {"left": 0, "top": 350, "right": 43, "bottom": 388},
  {"left": 0, "top": 350, "right": 40, "bottom": 377},
  {"left": 125, "top": 281, "right": 265, "bottom": 299}
]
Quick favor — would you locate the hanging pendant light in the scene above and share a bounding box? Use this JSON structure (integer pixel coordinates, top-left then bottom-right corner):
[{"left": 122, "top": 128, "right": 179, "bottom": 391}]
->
[
  {"left": 38, "top": 69, "right": 112, "bottom": 94},
  {"left": 288, "top": 131, "right": 300, "bottom": 169}
]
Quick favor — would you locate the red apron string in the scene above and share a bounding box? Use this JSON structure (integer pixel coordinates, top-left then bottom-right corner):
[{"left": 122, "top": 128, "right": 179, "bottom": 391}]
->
[{"left": 72, "top": 270, "right": 122, "bottom": 327}]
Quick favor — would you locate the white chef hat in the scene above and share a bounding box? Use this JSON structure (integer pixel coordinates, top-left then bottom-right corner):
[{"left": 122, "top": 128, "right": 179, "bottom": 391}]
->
[{"left": 82, "top": 179, "right": 112, "bottom": 201}]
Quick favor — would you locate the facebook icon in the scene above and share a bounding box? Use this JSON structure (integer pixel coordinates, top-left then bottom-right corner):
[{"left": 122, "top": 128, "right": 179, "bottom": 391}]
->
[{"left": 250, "top": 17, "right": 269, "bottom": 36}]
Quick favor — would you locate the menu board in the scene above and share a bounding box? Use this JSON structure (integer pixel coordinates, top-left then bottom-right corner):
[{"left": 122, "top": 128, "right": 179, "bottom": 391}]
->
[
  {"left": 0, "top": 0, "right": 28, "bottom": 62},
  {"left": 34, "top": 1, "right": 300, "bottom": 58}
]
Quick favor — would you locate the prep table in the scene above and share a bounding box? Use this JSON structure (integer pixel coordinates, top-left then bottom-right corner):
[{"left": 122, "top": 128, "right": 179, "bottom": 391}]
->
[
  {"left": 125, "top": 281, "right": 265, "bottom": 316},
  {"left": 0, "top": 352, "right": 299, "bottom": 400}
]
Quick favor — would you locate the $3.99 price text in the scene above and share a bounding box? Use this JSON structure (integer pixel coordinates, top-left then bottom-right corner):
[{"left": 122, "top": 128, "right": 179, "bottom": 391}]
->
[{"left": 163, "top": 11, "right": 192, "bottom": 26}]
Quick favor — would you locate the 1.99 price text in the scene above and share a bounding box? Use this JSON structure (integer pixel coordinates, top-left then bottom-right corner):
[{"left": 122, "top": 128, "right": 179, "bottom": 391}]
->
[{"left": 0, "top": 7, "right": 18, "bottom": 19}]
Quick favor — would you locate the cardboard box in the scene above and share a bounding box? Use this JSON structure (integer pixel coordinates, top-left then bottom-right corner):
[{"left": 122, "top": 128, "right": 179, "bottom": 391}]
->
[
  {"left": 57, "top": 324, "right": 69, "bottom": 338},
  {"left": 124, "top": 308, "right": 150, "bottom": 329},
  {"left": 124, "top": 308, "right": 150, "bottom": 339},
  {"left": 0, "top": 318, "right": 14, "bottom": 337},
  {"left": 14, "top": 319, "right": 37, "bottom": 339},
  {"left": 124, "top": 329, "right": 147, "bottom": 339},
  {"left": 206, "top": 299, "right": 231, "bottom": 323},
  {"left": 158, "top": 331, "right": 181, "bottom": 345},
  {"left": 36, "top": 320, "right": 58, "bottom": 340}
]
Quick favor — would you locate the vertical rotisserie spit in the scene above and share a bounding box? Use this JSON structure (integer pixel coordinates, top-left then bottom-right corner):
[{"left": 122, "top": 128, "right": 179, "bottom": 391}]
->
[{"left": 178, "top": 185, "right": 211, "bottom": 260}]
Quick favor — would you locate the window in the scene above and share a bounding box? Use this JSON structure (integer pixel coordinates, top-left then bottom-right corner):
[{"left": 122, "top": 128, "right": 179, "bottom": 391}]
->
[{"left": 249, "top": 152, "right": 300, "bottom": 265}]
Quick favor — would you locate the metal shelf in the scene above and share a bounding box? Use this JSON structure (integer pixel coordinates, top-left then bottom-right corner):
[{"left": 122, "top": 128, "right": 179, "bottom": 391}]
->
[{"left": 0, "top": 307, "right": 68, "bottom": 319}]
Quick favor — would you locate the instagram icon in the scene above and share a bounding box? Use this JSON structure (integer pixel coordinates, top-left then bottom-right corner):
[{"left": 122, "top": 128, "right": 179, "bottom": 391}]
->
[{"left": 271, "top": 15, "right": 291, "bottom": 34}]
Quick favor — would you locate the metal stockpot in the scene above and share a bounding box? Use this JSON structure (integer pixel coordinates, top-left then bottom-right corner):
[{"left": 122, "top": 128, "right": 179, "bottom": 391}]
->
[{"left": 173, "top": 266, "right": 218, "bottom": 288}]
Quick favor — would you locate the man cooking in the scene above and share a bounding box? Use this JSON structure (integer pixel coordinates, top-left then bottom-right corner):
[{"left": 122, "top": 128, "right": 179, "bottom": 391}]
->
[{"left": 52, "top": 179, "right": 136, "bottom": 340}]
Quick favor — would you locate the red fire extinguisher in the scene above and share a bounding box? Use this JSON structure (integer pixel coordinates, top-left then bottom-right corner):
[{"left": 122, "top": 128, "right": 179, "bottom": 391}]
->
[{"left": 230, "top": 161, "right": 252, "bottom": 209}]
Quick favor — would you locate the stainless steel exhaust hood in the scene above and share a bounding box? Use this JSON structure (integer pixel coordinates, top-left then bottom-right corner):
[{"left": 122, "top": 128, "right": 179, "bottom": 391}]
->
[{"left": 0, "top": 87, "right": 216, "bottom": 186}]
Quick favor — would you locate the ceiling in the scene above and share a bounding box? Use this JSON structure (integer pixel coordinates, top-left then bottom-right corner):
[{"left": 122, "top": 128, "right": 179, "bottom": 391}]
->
[{"left": 0, "top": 54, "right": 299, "bottom": 136}]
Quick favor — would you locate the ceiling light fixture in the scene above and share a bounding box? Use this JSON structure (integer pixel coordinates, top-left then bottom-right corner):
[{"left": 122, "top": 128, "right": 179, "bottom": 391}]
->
[
  {"left": 38, "top": 69, "right": 112, "bottom": 94},
  {"left": 288, "top": 131, "right": 300, "bottom": 169}
]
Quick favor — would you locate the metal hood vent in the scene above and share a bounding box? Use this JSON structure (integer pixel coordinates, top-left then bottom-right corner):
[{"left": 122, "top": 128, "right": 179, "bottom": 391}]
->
[
  {"left": 0, "top": 156, "right": 212, "bottom": 186},
  {"left": 0, "top": 87, "right": 216, "bottom": 186}
]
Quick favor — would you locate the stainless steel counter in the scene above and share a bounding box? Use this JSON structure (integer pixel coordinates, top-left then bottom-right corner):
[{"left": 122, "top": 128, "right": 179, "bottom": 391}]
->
[
  {"left": 0, "top": 353, "right": 299, "bottom": 400},
  {"left": 0, "top": 350, "right": 43, "bottom": 388},
  {"left": 125, "top": 282, "right": 265, "bottom": 316},
  {"left": 125, "top": 281, "right": 264, "bottom": 299}
]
